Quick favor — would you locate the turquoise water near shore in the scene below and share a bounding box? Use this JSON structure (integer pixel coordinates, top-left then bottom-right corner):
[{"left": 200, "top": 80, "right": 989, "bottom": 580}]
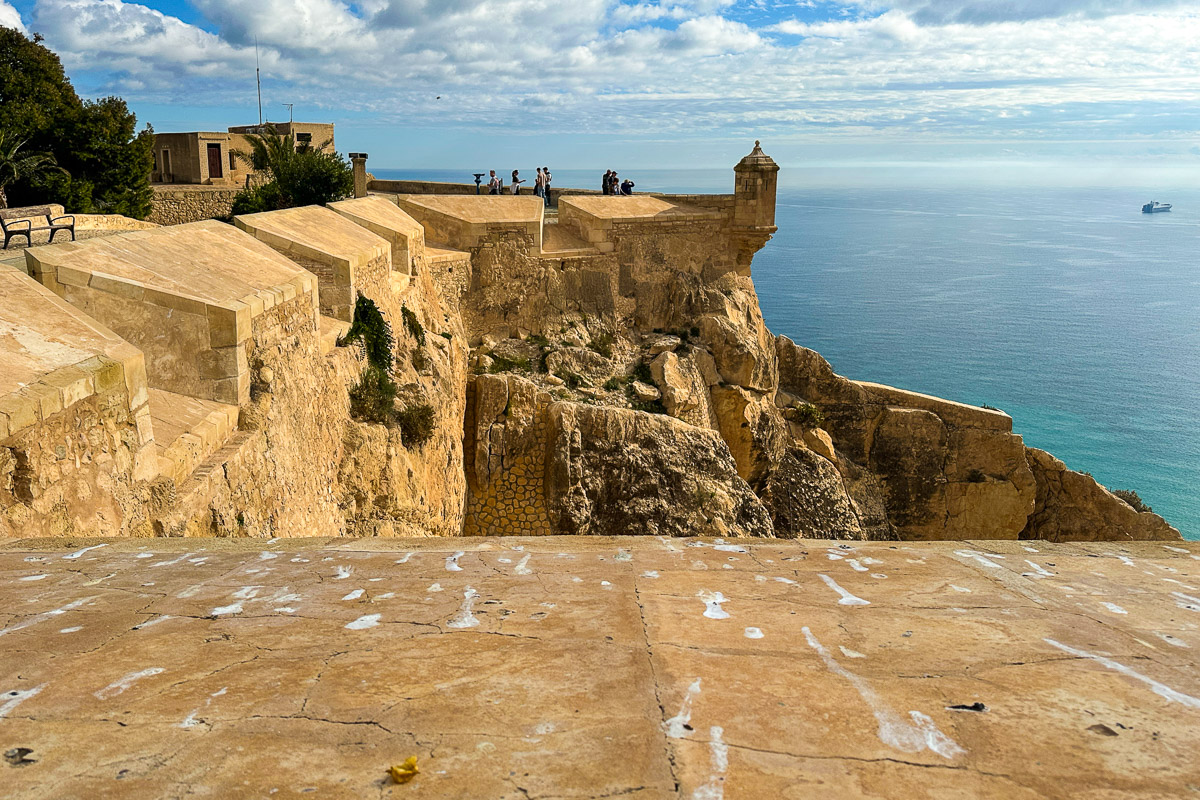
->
[{"left": 378, "top": 168, "right": 1199, "bottom": 538}]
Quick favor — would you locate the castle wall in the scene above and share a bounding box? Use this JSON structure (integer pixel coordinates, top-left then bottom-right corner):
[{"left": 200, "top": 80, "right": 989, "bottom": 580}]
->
[{"left": 148, "top": 185, "right": 239, "bottom": 225}]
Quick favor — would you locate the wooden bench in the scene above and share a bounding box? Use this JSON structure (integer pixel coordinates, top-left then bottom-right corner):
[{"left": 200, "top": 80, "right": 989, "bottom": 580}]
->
[{"left": 1, "top": 206, "right": 75, "bottom": 249}]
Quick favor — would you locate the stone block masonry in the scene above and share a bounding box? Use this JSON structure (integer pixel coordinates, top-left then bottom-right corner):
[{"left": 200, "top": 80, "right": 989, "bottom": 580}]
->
[{"left": 148, "top": 185, "right": 239, "bottom": 225}]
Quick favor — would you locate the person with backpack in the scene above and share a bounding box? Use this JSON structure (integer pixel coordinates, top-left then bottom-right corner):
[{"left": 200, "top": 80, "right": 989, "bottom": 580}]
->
[
  {"left": 488, "top": 170, "right": 502, "bottom": 194},
  {"left": 511, "top": 169, "right": 524, "bottom": 195},
  {"left": 542, "top": 166, "right": 552, "bottom": 207}
]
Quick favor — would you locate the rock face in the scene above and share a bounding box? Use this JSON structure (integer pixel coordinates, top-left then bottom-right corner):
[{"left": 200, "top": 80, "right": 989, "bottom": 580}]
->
[
  {"left": 1022, "top": 448, "right": 1180, "bottom": 542},
  {"left": 760, "top": 446, "right": 864, "bottom": 539},
  {"left": 774, "top": 336, "right": 1181, "bottom": 542},
  {"left": 545, "top": 402, "right": 772, "bottom": 538},
  {"left": 4, "top": 145, "right": 1185, "bottom": 542}
]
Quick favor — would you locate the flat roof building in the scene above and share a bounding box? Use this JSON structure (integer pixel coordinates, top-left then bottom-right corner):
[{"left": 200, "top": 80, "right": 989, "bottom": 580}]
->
[{"left": 151, "top": 122, "right": 336, "bottom": 186}]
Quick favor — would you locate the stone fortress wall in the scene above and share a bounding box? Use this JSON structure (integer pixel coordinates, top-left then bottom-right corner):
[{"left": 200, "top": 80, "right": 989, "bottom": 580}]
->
[
  {"left": 0, "top": 144, "right": 1181, "bottom": 542},
  {"left": 147, "top": 185, "right": 240, "bottom": 226}
]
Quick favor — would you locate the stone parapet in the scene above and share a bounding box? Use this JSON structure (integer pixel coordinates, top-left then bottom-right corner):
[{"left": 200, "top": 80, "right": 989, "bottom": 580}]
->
[
  {"left": 148, "top": 184, "right": 239, "bottom": 226},
  {"left": 327, "top": 196, "right": 425, "bottom": 281},
  {"left": 393, "top": 195, "right": 544, "bottom": 252},
  {"left": 24, "top": 222, "right": 317, "bottom": 406},
  {"left": 235, "top": 205, "right": 390, "bottom": 322}
]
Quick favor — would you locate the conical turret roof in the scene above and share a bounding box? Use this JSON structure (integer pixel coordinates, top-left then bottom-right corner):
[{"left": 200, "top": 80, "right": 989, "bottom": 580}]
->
[{"left": 735, "top": 140, "right": 778, "bottom": 171}]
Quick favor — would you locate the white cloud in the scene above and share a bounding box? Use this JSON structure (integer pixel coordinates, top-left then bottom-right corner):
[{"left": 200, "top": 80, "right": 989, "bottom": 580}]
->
[
  {"left": 33, "top": 0, "right": 258, "bottom": 87},
  {"left": 860, "top": 0, "right": 1190, "bottom": 24},
  {"left": 20, "top": 0, "right": 1200, "bottom": 151},
  {"left": 0, "top": 1, "right": 24, "bottom": 30}
]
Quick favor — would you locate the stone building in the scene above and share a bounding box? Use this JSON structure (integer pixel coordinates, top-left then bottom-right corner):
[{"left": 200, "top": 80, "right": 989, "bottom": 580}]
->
[{"left": 151, "top": 122, "right": 336, "bottom": 185}]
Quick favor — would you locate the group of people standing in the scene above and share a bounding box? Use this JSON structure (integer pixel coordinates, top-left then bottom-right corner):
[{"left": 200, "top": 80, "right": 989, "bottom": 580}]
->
[
  {"left": 487, "top": 167, "right": 552, "bottom": 207},
  {"left": 602, "top": 170, "right": 634, "bottom": 196},
  {"left": 482, "top": 166, "right": 636, "bottom": 202}
]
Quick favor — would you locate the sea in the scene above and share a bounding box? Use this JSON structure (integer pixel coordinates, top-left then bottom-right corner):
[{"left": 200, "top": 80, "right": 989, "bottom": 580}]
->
[{"left": 375, "top": 168, "right": 1200, "bottom": 539}]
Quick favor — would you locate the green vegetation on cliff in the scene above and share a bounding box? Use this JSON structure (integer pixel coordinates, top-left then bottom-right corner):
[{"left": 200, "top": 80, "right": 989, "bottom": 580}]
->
[{"left": 0, "top": 30, "right": 154, "bottom": 217}]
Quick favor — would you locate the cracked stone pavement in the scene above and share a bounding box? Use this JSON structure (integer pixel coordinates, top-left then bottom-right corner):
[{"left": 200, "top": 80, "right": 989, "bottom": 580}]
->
[{"left": 1, "top": 535, "right": 1199, "bottom": 799}]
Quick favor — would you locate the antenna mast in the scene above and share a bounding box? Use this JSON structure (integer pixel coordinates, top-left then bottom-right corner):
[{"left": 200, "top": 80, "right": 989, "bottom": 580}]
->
[{"left": 255, "top": 37, "right": 263, "bottom": 126}]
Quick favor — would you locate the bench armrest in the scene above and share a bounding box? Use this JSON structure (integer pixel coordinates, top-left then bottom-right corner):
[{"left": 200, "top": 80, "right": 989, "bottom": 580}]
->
[
  {"left": 49, "top": 215, "right": 75, "bottom": 226},
  {"left": 1, "top": 218, "right": 32, "bottom": 231}
]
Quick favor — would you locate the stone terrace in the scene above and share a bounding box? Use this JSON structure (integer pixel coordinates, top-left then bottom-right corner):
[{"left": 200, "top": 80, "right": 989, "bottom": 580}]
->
[
  {"left": 0, "top": 266, "right": 148, "bottom": 444},
  {"left": 2, "top": 536, "right": 1198, "bottom": 798},
  {"left": 235, "top": 205, "right": 390, "bottom": 322}
]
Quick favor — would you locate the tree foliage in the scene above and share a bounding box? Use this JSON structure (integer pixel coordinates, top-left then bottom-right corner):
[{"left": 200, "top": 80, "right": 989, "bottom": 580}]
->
[
  {"left": 0, "top": 29, "right": 155, "bottom": 217},
  {"left": 0, "top": 131, "right": 65, "bottom": 209},
  {"left": 231, "top": 128, "right": 353, "bottom": 214}
]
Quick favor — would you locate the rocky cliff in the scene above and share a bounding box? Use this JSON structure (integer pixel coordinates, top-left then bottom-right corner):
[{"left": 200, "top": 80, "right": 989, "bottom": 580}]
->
[{"left": 1, "top": 146, "right": 1181, "bottom": 542}]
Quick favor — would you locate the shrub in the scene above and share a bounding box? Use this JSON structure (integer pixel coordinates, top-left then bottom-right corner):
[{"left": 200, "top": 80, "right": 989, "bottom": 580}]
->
[
  {"left": 603, "top": 377, "right": 623, "bottom": 391},
  {"left": 396, "top": 403, "right": 436, "bottom": 447},
  {"left": 231, "top": 181, "right": 285, "bottom": 216},
  {"left": 402, "top": 306, "right": 425, "bottom": 346},
  {"left": 348, "top": 366, "right": 399, "bottom": 425},
  {"left": 631, "top": 397, "right": 667, "bottom": 415},
  {"left": 526, "top": 332, "right": 550, "bottom": 348},
  {"left": 588, "top": 332, "right": 615, "bottom": 359},
  {"left": 439, "top": 331, "right": 453, "bottom": 341},
  {"left": 232, "top": 127, "right": 353, "bottom": 210},
  {"left": 487, "top": 354, "right": 531, "bottom": 374},
  {"left": 631, "top": 361, "right": 653, "bottom": 385},
  {"left": 338, "top": 295, "right": 393, "bottom": 369},
  {"left": 558, "top": 371, "right": 583, "bottom": 389},
  {"left": 1113, "top": 489, "right": 1152, "bottom": 514},
  {"left": 793, "top": 403, "right": 824, "bottom": 428}
]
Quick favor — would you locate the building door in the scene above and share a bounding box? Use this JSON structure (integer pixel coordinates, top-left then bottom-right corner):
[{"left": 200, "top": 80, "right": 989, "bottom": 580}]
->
[
  {"left": 207, "top": 143, "right": 223, "bottom": 179},
  {"left": 161, "top": 150, "right": 172, "bottom": 182}
]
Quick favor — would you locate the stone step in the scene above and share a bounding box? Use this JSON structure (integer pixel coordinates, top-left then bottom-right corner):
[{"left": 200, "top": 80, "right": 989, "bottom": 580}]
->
[{"left": 147, "top": 388, "right": 239, "bottom": 485}]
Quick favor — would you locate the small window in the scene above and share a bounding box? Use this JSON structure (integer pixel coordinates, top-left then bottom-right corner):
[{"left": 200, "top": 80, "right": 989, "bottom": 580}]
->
[{"left": 297, "top": 133, "right": 312, "bottom": 142}]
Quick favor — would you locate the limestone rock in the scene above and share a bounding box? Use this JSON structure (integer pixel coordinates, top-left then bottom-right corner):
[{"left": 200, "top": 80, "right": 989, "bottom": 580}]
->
[
  {"left": 649, "top": 350, "right": 717, "bottom": 429},
  {"left": 631, "top": 381, "right": 660, "bottom": 402},
  {"left": 545, "top": 402, "right": 773, "bottom": 538},
  {"left": 802, "top": 427, "right": 837, "bottom": 463},
  {"left": 710, "top": 385, "right": 789, "bottom": 487},
  {"left": 1022, "top": 448, "right": 1182, "bottom": 542},
  {"left": 647, "top": 335, "right": 681, "bottom": 356},
  {"left": 761, "top": 446, "right": 864, "bottom": 539},
  {"left": 692, "top": 347, "right": 720, "bottom": 386},
  {"left": 545, "top": 347, "right": 612, "bottom": 384},
  {"left": 471, "top": 374, "right": 545, "bottom": 488},
  {"left": 699, "top": 314, "right": 776, "bottom": 393},
  {"left": 775, "top": 336, "right": 874, "bottom": 461}
]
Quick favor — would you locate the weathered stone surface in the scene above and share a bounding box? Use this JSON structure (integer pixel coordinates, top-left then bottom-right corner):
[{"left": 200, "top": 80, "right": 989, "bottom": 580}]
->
[
  {"left": 802, "top": 426, "right": 837, "bottom": 463},
  {"left": 545, "top": 402, "right": 773, "bottom": 538},
  {"left": 650, "top": 350, "right": 717, "bottom": 429},
  {"left": 544, "top": 346, "right": 612, "bottom": 384},
  {"left": 2, "top": 535, "right": 1199, "bottom": 798},
  {"left": 760, "top": 446, "right": 864, "bottom": 539},
  {"left": 1022, "top": 448, "right": 1182, "bottom": 542},
  {"left": 630, "top": 380, "right": 660, "bottom": 402},
  {"left": 710, "top": 384, "right": 788, "bottom": 487}
]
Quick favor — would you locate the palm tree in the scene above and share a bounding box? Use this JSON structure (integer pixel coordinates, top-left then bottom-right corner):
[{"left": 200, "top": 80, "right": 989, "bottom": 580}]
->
[
  {"left": 233, "top": 127, "right": 298, "bottom": 181},
  {"left": 0, "top": 131, "right": 67, "bottom": 209}
]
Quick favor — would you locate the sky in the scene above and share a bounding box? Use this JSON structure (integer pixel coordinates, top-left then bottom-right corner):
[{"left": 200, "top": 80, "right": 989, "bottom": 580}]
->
[{"left": 2, "top": 0, "right": 1200, "bottom": 179}]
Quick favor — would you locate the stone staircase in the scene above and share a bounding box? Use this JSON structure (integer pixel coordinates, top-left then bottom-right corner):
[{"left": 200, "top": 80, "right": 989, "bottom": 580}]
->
[{"left": 146, "top": 389, "right": 239, "bottom": 485}]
